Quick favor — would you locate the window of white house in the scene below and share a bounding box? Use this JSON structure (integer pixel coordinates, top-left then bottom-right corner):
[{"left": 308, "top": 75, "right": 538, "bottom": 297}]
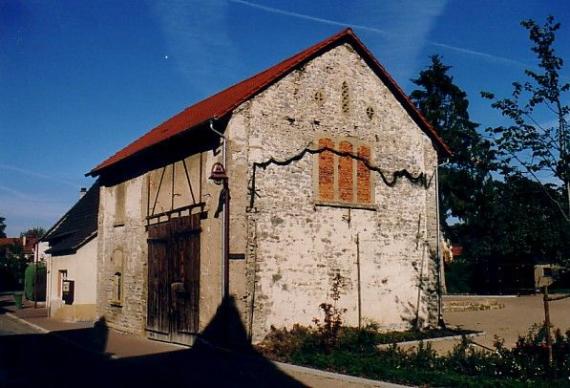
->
[
  {"left": 316, "top": 137, "right": 373, "bottom": 207},
  {"left": 58, "top": 270, "right": 67, "bottom": 299},
  {"left": 543, "top": 267, "right": 553, "bottom": 277}
]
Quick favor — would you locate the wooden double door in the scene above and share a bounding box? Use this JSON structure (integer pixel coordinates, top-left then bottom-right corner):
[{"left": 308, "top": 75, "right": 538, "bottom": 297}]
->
[{"left": 146, "top": 214, "right": 200, "bottom": 345}]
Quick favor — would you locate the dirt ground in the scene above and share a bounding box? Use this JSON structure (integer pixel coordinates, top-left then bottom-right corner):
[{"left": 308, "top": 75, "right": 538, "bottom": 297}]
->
[{"left": 428, "top": 294, "right": 570, "bottom": 354}]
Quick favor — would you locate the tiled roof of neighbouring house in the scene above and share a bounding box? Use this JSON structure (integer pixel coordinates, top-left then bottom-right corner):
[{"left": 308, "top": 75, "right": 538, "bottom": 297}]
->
[
  {"left": 42, "top": 182, "right": 100, "bottom": 256},
  {"left": 451, "top": 245, "right": 463, "bottom": 257},
  {"left": 0, "top": 238, "right": 21, "bottom": 247},
  {"left": 88, "top": 28, "right": 451, "bottom": 177}
]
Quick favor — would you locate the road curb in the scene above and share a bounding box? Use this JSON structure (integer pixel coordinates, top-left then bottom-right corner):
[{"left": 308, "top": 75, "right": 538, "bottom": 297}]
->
[
  {"left": 376, "top": 331, "right": 485, "bottom": 350},
  {"left": 3, "top": 312, "right": 118, "bottom": 359},
  {"left": 4, "top": 312, "right": 49, "bottom": 334},
  {"left": 274, "top": 361, "right": 410, "bottom": 387},
  {"left": 443, "top": 295, "right": 519, "bottom": 299}
]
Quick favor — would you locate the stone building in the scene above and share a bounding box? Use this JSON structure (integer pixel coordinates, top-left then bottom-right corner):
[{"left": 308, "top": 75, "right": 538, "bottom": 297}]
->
[{"left": 87, "top": 28, "right": 451, "bottom": 345}]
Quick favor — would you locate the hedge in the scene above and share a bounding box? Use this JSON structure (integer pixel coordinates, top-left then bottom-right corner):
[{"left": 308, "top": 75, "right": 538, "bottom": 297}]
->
[{"left": 24, "top": 263, "right": 46, "bottom": 301}]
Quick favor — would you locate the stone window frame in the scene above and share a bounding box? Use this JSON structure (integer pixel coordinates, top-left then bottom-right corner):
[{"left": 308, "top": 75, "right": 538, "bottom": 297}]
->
[
  {"left": 110, "top": 248, "right": 124, "bottom": 307},
  {"left": 313, "top": 135, "right": 376, "bottom": 210}
]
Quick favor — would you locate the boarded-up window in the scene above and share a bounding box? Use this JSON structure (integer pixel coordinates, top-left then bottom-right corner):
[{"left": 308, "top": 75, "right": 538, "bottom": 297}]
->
[
  {"left": 318, "top": 138, "right": 335, "bottom": 201},
  {"left": 357, "top": 145, "right": 372, "bottom": 203},
  {"left": 316, "top": 138, "right": 373, "bottom": 206},
  {"left": 114, "top": 183, "right": 126, "bottom": 226},
  {"left": 338, "top": 141, "right": 353, "bottom": 202}
]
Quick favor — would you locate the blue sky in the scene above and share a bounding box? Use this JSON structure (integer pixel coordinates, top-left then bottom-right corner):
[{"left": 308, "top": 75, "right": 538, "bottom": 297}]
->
[{"left": 1, "top": 0, "right": 569, "bottom": 236}]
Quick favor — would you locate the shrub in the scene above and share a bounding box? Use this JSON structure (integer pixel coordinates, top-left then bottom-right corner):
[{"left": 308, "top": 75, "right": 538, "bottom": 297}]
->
[
  {"left": 257, "top": 323, "right": 570, "bottom": 387},
  {"left": 311, "top": 272, "right": 347, "bottom": 352}
]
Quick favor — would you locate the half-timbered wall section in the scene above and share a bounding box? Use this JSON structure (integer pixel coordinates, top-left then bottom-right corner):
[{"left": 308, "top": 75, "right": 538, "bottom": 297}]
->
[{"left": 97, "top": 151, "right": 225, "bottom": 336}]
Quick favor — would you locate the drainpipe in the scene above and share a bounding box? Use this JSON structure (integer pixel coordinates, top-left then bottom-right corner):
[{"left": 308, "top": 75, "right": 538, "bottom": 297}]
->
[
  {"left": 209, "top": 119, "right": 229, "bottom": 301},
  {"left": 435, "top": 159, "right": 449, "bottom": 327}
]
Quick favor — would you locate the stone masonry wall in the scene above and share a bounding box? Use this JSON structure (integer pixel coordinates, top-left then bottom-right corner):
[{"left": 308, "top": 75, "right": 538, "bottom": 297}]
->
[
  {"left": 96, "top": 176, "right": 148, "bottom": 334},
  {"left": 224, "top": 43, "right": 440, "bottom": 342}
]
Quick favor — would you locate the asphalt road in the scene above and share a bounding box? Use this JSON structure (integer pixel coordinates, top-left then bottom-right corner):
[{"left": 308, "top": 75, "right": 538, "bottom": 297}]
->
[
  {"left": 0, "top": 313, "right": 39, "bottom": 336},
  {"left": 0, "top": 311, "right": 305, "bottom": 388}
]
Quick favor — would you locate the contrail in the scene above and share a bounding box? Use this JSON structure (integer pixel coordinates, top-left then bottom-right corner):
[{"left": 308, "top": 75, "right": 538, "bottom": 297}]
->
[
  {"left": 0, "top": 185, "right": 71, "bottom": 204},
  {"left": 229, "top": 0, "right": 528, "bottom": 68},
  {"left": 0, "top": 164, "right": 82, "bottom": 189},
  {"left": 230, "top": 0, "right": 393, "bottom": 38}
]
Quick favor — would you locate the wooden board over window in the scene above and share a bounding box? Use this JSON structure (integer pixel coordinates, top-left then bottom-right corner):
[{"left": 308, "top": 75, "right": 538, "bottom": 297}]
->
[{"left": 316, "top": 137, "right": 374, "bottom": 208}]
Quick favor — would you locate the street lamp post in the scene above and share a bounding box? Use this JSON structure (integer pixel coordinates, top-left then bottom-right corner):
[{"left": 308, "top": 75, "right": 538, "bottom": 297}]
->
[{"left": 209, "top": 162, "right": 230, "bottom": 299}]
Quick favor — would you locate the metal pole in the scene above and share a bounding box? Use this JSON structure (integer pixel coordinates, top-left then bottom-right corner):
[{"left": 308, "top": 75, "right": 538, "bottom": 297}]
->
[
  {"left": 209, "top": 120, "right": 228, "bottom": 302},
  {"left": 435, "top": 165, "right": 445, "bottom": 327},
  {"left": 223, "top": 178, "right": 230, "bottom": 299},
  {"left": 356, "top": 233, "right": 361, "bottom": 330}
]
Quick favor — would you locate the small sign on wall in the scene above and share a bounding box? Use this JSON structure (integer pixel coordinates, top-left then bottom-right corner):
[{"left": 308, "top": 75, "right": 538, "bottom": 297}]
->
[{"left": 62, "top": 280, "right": 75, "bottom": 305}]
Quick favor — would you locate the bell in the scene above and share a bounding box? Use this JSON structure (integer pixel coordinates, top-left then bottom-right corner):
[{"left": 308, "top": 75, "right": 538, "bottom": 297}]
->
[{"left": 209, "top": 162, "right": 227, "bottom": 185}]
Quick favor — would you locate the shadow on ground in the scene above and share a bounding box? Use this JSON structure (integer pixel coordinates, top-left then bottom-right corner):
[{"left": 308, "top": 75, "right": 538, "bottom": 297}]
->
[{"left": 0, "top": 297, "right": 304, "bottom": 387}]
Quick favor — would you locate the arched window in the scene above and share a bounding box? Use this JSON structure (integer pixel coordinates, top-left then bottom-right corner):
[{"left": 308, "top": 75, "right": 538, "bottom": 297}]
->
[{"left": 341, "top": 81, "right": 350, "bottom": 113}]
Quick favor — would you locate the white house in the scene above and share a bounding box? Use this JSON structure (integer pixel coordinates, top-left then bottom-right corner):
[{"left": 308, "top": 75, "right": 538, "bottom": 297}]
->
[{"left": 43, "top": 183, "right": 99, "bottom": 321}]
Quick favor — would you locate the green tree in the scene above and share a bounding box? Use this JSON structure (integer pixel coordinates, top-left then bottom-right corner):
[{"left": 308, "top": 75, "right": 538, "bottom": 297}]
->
[
  {"left": 449, "top": 176, "right": 570, "bottom": 292},
  {"left": 482, "top": 16, "right": 570, "bottom": 221},
  {"left": 22, "top": 227, "right": 47, "bottom": 239},
  {"left": 411, "top": 55, "right": 495, "bottom": 231}
]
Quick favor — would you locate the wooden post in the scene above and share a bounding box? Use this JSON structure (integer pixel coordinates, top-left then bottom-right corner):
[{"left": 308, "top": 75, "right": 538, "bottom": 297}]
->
[{"left": 543, "top": 286, "right": 553, "bottom": 370}]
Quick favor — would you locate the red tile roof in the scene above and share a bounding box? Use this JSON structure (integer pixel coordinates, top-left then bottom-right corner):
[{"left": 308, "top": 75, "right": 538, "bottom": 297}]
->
[
  {"left": 0, "top": 237, "right": 21, "bottom": 247},
  {"left": 88, "top": 28, "right": 451, "bottom": 176},
  {"left": 451, "top": 245, "right": 464, "bottom": 257}
]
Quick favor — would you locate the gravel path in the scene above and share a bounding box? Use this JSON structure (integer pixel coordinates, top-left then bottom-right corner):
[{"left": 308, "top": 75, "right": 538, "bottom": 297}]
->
[{"left": 427, "top": 294, "right": 570, "bottom": 354}]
